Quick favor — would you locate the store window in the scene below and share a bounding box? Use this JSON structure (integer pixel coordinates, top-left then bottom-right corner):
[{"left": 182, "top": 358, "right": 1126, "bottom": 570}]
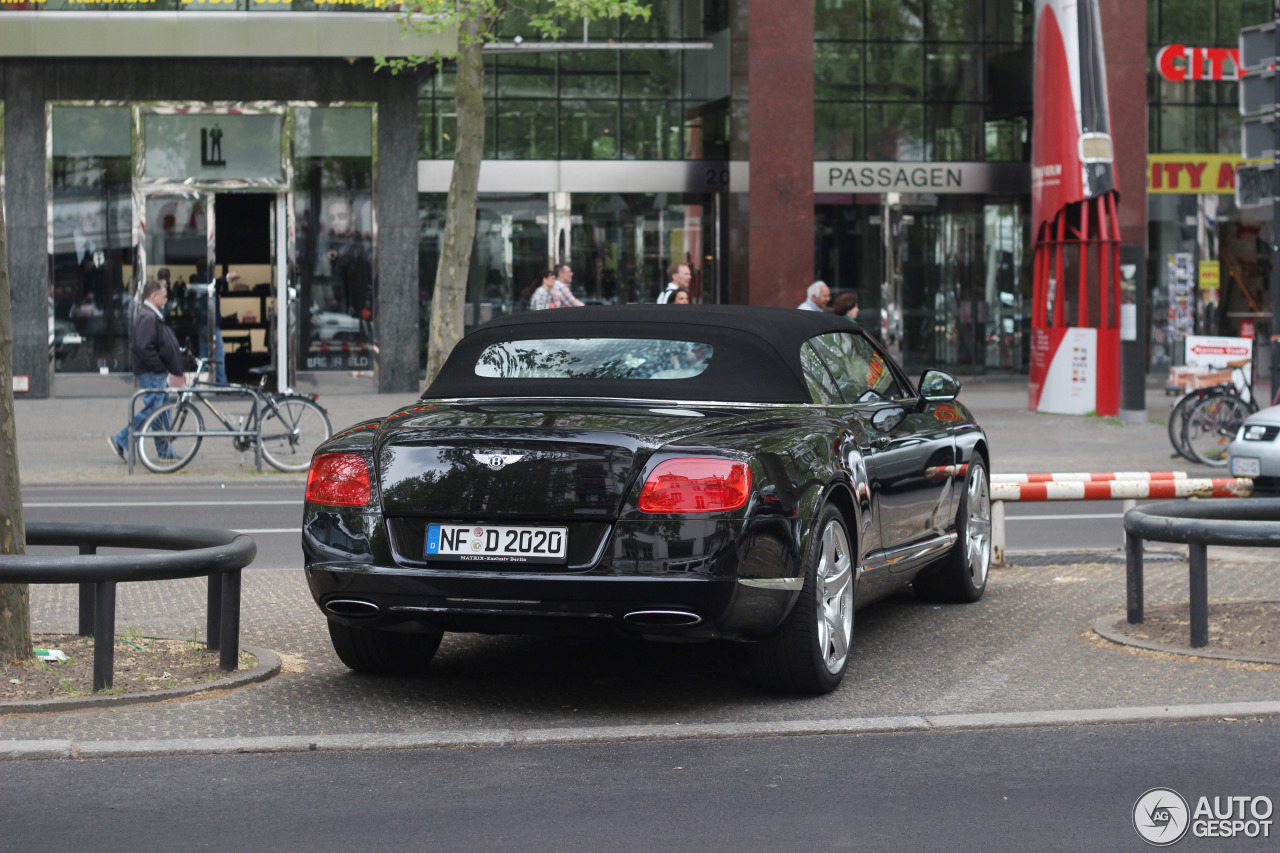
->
[
  {"left": 50, "top": 106, "right": 133, "bottom": 375},
  {"left": 293, "top": 106, "right": 376, "bottom": 373},
  {"left": 568, "top": 193, "right": 716, "bottom": 306}
]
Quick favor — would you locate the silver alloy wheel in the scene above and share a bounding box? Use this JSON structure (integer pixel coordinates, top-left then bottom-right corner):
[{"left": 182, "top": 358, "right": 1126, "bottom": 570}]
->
[
  {"left": 964, "top": 465, "right": 992, "bottom": 587},
  {"left": 816, "top": 519, "right": 855, "bottom": 675}
]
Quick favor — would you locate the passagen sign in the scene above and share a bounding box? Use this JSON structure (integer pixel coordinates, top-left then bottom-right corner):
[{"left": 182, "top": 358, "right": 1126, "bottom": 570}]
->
[{"left": 815, "top": 162, "right": 1029, "bottom": 195}]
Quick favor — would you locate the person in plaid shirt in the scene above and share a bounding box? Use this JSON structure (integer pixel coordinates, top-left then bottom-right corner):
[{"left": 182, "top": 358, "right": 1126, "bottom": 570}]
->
[
  {"left": 549, "top": 263, "right": 584, "bottom": 308},
  {"left": 529, "top": 264, "right": 584, "bottom": 310}
]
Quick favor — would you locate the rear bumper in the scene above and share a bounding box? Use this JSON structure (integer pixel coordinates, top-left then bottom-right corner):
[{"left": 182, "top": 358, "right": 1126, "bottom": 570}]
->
[{"left": 306, "top": 563, "right": 795, "bottom": 641}]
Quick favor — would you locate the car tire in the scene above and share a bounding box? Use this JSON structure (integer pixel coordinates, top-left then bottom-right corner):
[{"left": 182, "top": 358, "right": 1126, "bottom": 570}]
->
[
  {"left": 749, "top": 505, "right": 855, "bottom": 695},
  {"left": 327, "top": 620, "right": 444, "bottom": 674},
  {"left": 914, "top": 458, "right": 991, "bottom": 603}
]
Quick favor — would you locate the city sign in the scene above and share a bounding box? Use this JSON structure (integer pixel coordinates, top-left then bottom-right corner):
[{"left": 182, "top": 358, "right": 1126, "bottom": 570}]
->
[
  {"left": 1155, "top": 44, "right": 1243, "bottom": 81},
  {"left": 1149, "top": 154, "right": 1243, "bottom": 194}
]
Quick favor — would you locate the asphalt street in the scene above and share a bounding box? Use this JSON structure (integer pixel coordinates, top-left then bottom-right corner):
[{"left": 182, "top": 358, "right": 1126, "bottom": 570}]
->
[{"left": 6, "top": 719, "right": 1278, "bottom": 852}]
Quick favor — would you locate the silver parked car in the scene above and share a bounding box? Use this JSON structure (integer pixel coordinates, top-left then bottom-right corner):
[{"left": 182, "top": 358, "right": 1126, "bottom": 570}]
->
[{"left": 1227, "top": 405, "right": 1280, "bottom": 494}]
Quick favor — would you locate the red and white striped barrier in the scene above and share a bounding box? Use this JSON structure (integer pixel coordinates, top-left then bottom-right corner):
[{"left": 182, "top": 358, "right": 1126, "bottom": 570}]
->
[
  {"left": 991, "top": 471, "right": 1187, "bottom": 484},
  {"left": 992, "top": 478, "right": 1252, "bottom": 502},
  {"left": 989, "top": 472, "right": 1253, "bottom": 567}
]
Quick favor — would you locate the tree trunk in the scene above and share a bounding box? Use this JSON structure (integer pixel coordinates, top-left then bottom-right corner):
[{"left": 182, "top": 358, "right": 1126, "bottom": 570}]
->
[
  {"left": 0, "top": 191, "right": 31, "bottom": 662},
  {"left": 425, "top": 8, "right": 488, "bottom": 386}
]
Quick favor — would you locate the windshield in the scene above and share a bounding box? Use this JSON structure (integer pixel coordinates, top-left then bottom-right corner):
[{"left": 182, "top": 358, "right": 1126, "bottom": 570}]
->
[{"left": 475, "top": 338, "right": 713, "bottom": 380}]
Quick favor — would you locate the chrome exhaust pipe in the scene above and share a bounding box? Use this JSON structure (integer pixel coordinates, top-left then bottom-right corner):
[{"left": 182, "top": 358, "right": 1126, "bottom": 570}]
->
[
  {"left": 323, "top": 598, "right": 381, "bottom": 618},
  {"left": 623, "top": 609, "right": 703, "bottom": 627}
]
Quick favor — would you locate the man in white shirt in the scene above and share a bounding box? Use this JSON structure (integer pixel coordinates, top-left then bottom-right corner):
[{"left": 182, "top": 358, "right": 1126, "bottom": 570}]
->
[
  {"left": 657, "top": 263, "right": 693, "bottom": 304},
  {"left": 797, "top": 280, "right": 830, "bottom": 311}
]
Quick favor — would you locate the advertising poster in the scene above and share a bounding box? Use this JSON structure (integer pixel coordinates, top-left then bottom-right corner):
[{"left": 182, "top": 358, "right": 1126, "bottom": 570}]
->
[{"left": 1029, "top": 326, "right": 1098, "bottom": 414}]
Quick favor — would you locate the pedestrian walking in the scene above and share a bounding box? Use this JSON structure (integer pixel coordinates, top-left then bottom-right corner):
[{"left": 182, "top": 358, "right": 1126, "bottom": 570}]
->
[
  {"left": 540, "top": 263, "right": 584, "bottom": 309},
  {"left": 670, "top": 288, "right": 691, "bottom": 304},
  {"left": 831, "top": 291, "right": 859, "bottom": 320},
  {"left": 528, "top": 270, "right": 556, "bottom": 311},
  {"left": 197, "top": 269, "right": 236, "bottom": 384},
  {"left": 797, "top": 280, "right": 830, "bottom": 311},
  {"left": 657, "top": 262, "right": 692, "bottom": 304},
  {"left": 108, "top": 279, "right": 184, "bottom": 461}
]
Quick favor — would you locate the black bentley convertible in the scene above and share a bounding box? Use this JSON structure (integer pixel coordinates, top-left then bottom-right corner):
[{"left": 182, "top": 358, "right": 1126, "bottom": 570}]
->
[{"left": 303, "top": 305, "right": 991, "bottom": 694}]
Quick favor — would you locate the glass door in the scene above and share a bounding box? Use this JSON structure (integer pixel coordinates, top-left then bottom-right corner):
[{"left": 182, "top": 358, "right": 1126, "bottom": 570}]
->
[{"left": 142, "top": 191, "right": 214, "bottom": 358}]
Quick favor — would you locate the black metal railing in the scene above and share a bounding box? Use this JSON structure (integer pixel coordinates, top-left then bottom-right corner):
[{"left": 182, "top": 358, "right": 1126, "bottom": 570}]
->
[
  {"left": 1124, "top": 498, "right": 1280, "bottom": 647},
  {"left": 0, "top": 523, "right": 257, "bottom": 691}
]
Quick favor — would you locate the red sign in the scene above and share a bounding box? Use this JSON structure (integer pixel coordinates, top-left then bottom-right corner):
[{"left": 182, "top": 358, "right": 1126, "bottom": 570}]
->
[
  {"left": 1241, "top": 320, "right": 1256, "bottom": 339},
  {"left": 1156, "top": 45, "right": 1243, "bottom": 81},
  {"left": 1188, "top": 343, "right": 1250, "bottom": 357}
]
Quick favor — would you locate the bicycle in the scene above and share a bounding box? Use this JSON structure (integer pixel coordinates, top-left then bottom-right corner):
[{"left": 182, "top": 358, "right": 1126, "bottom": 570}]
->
[
  {"left": 134, "top": 356, "right": 332, "bottom": 474},
  {"left": 1176, "top": 358, "right": 1258, "bottom": 467}
]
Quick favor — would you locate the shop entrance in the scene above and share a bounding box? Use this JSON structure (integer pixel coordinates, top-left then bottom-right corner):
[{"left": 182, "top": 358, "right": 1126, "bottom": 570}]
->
[{"left": 142, "top": 191, "right": 288, "bottom": 386}]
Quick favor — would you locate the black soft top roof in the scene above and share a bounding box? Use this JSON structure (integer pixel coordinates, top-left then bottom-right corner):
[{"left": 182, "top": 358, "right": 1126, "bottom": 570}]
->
[{"left": 423, "top": 305, "right": 866, "bottom": 403}]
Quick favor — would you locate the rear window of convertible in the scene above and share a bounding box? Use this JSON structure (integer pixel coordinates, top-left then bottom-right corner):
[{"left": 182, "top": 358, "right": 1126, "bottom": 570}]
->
[{"left": 475, "top": 338, "right": 714, "bottom": 380}]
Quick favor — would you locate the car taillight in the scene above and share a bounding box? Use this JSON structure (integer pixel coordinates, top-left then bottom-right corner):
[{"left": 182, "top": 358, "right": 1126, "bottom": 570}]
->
[
  {"left": 638, "top": 458, "right": 751, "bottom": 513},
  {"left": 306, "top": 453, "right": 371, "bottom": 506}
]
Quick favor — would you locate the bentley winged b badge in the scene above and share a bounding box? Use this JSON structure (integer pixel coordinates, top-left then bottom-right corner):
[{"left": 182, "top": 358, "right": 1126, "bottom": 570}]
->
[{"left": 474, "top": 453, "right": 524, "bottom": 471}]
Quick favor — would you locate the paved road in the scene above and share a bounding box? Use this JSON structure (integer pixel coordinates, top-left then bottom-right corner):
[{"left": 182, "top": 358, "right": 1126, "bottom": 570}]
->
[{"left": 6, "top": 719, "right": 1277, "bottom": 852}]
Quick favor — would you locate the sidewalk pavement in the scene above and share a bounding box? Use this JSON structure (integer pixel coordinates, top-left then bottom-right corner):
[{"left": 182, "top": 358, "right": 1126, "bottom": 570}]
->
[
  {"left": 9, "top": 374, "right": 1232, "bottom": 485},
  {"left": 4, "top": 375, "right": 1278, "bottom": 754}
]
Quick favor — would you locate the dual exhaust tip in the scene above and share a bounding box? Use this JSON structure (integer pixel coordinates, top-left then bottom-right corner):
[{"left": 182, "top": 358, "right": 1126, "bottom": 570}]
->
[
  {"left": 622, "top": 609, "right": 703, "bottom": 627},
  {"left": 325, "top": 598, "right": 704, "bottom": 628},
  {"left": 324, "top": 598, "right": 381, "bottom": 618}
]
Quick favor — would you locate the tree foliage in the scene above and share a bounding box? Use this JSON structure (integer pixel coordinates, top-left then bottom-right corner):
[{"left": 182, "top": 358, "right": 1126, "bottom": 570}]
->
[
  {"left": 0, "top": 188, "right": 32, "bottom": 662},
  {"left": 377, "top": 0, "right": 650, "bottom": 386}
]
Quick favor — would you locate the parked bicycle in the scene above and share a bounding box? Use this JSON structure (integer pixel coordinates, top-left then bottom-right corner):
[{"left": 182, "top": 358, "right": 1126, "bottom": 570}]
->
[
  {"left": 1167, "top": 358, "right": 1257, "bottom": 467},
  {"left": 134, "top": 356, "right": 332, "bottom": 474}
]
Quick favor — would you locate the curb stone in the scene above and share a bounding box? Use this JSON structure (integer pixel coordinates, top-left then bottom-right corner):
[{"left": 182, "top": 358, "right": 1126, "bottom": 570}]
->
[
  {"left": 5, "top": 702, "right": 1280, "bottom": 760},
  {"left": 1092, "top": 615, "right": 1280, "bottom": 666},
  {"left": 0, "top": 644, "right": 281, "bottom": 716}
]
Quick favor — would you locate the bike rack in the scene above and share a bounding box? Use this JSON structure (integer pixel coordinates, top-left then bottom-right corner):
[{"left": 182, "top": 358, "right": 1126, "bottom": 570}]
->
[
  {"left": 1123, "top": 498, "right": 1280, "bottom": 648},
  {"left": 0, "top": 522, "right": 257, "bottom": 692},
  {"left": 125, "top": 384, "right": 266, "bottom": 474}
]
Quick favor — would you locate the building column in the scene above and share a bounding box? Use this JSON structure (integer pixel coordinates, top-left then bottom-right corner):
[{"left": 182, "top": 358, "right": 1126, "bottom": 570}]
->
[
  {"left": 1100, "top": 0, "right": 1148, "bottom": 421},
  {"left": 4, "top": 65, "right": 51, "bottom": 398},
  {"left": 375, "top": 68, "right": 420, "bottom": 393},
  {"left": 745, "top": 0, "right": 814, "bottom": 308}
]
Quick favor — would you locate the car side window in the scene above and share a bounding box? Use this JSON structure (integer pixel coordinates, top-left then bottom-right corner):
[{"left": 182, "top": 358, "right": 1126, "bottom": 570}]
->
[
  {"left": 800, "top": 341, "right": 842, "bottom": 404},
  {"left": 809, "top": 331, "right": 903, "bottom": 402}
]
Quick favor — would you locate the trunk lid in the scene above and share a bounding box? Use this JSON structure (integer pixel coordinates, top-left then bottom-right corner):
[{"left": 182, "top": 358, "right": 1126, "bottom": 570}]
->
[{"left": 374, "top": 401, "right": 741, "bottom": 519}]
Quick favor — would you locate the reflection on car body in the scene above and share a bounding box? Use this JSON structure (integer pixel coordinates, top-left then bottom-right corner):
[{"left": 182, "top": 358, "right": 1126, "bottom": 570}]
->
[{"left": 303, "top": 305, "right": 992, "bottom": 694}]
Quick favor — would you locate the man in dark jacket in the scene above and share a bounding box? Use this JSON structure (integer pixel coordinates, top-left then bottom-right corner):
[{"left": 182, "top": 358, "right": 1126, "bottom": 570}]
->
[{"left": 109, "top": 279, "right": 184, "bottom": 460}]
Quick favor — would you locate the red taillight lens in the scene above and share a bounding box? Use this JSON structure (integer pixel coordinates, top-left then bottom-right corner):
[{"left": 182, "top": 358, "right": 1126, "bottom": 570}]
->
[
  {"left": 306, "top": 453, "right": 371, "bottom": 506},
  {"left": 637, "top": 458, "right": 752, "bottom": 514}
]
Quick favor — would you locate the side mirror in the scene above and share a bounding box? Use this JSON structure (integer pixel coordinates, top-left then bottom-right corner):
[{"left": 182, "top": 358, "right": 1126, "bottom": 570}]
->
[{"left": 918, "top": 369, "right": 960, "bottom": 402}]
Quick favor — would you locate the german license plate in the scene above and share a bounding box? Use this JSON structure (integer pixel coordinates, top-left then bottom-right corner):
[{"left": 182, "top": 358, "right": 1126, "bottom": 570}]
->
[
  {"left": 1231, "top": 456, "right": 1261, "bottom": 478},
  {"left": 425, "top": 524, "right": 568, "bottom": 563}
]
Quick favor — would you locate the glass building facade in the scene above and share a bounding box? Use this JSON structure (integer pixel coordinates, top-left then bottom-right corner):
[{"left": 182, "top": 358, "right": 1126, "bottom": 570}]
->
[
  {"left": 5, "top": 0, "right": 1177, "bottom": 397},
  {"left": 413, "top": 0, "right": 1035, "bottom": 379},
  {"left": 810, "top": 0, "right": 1034, "bottom": 375},
  {"left": 1147, "top": 0, "right": 1273, "bottom": 376}
]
